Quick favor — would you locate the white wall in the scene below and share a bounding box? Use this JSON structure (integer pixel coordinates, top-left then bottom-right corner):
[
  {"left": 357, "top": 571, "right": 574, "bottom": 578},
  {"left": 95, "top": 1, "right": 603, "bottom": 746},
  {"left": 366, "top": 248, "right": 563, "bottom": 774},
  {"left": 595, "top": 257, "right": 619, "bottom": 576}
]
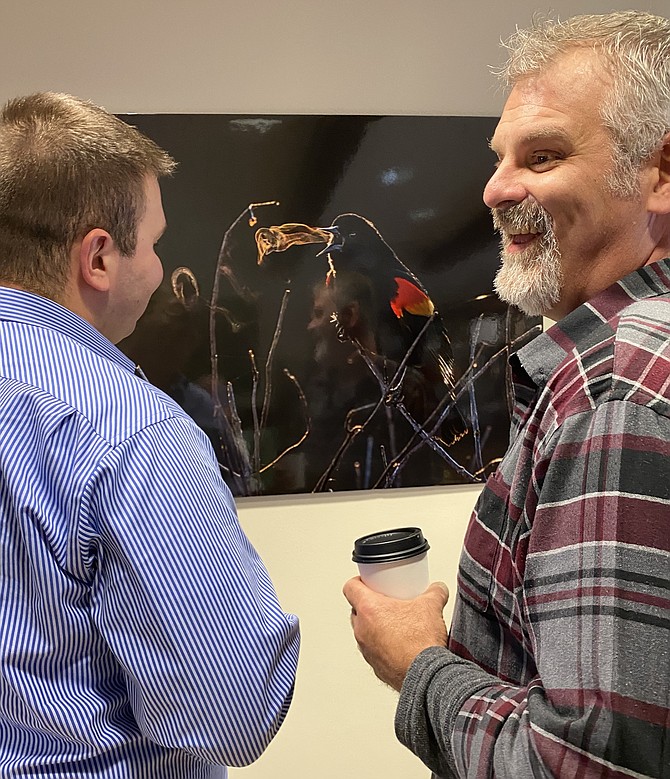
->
[{"left": 1, "top": 2, "right": 667, "bottom": 777}]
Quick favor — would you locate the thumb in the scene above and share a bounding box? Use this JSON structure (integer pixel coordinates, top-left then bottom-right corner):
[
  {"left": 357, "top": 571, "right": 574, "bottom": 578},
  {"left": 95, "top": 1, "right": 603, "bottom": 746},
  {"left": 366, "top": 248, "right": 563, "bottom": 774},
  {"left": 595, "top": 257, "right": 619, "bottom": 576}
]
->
[{"left": 424, "top": 581, "right": 449, "bottom": 609}]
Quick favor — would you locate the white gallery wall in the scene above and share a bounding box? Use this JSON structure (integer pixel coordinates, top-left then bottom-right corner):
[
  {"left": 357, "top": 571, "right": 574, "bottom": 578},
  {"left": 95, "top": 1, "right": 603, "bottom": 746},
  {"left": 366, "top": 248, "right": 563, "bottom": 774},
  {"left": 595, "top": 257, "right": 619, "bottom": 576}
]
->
[{"left": 1, "top": 2, "right": 667, "bottom": 777}]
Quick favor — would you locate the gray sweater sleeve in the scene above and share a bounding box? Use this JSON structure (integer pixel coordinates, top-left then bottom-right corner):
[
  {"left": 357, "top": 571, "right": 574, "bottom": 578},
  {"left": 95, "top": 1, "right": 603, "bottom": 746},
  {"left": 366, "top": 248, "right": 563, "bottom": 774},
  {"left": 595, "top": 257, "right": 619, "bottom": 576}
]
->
[{"left": 394, "top": 646, "right": 501, "bottom": 779}]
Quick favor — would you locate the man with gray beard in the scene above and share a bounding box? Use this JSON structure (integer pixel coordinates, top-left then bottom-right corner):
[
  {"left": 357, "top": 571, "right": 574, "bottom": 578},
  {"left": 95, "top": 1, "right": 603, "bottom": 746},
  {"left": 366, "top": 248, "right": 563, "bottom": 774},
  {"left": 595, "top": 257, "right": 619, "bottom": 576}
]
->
[
  {"left": 344, "top": 11, "right": 670, "bottom": 779},
  {"left": 491, "top": 200, "right": 561, "bottom": 316}
]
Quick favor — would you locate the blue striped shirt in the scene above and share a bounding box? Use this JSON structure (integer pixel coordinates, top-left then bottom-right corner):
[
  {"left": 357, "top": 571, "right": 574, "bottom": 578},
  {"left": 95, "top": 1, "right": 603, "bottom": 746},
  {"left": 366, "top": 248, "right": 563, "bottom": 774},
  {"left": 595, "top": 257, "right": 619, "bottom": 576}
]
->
[{"left": 0, "top": 287, "right": 300, "bottom": 778}]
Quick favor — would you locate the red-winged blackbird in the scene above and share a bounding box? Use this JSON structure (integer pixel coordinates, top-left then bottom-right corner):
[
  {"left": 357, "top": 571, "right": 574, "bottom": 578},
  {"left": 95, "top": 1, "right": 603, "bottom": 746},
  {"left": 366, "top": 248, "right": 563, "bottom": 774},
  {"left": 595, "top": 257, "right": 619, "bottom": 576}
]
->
[{"left": 319, "top": 213, "right": 456, "bottom": 392}]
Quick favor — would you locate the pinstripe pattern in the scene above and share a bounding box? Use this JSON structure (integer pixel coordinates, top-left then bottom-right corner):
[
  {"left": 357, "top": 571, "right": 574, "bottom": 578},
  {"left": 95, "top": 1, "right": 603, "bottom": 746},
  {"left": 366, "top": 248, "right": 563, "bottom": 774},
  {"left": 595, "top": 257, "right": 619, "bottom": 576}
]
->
[
  {"left": 0, "top": 287, "right": 300, "bottom": 778},
  {"left": 396, "top": 260, "right": 670, "bottom": 778}
]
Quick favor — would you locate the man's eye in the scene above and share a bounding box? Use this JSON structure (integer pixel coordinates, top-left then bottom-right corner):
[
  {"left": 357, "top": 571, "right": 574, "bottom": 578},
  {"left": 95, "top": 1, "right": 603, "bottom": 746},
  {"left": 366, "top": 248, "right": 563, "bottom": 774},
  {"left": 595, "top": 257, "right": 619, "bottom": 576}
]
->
[{"left": 530, "top": 151, "right": 560, "bottom": 168}]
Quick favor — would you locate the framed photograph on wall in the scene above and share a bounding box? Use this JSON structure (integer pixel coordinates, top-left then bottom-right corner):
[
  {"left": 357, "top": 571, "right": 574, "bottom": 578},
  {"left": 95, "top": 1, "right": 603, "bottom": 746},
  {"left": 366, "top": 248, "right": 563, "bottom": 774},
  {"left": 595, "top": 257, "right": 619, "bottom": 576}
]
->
[{"left": 118, "top": 114, "right": 541, "bottom": 497}]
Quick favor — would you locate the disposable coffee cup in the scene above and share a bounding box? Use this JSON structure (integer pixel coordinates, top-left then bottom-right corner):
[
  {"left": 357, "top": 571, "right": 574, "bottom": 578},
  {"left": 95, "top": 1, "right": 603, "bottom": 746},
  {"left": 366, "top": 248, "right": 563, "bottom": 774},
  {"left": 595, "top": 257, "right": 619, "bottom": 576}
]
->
[{"left": 352, "top": 527, "right": 430, "bottom": 599}]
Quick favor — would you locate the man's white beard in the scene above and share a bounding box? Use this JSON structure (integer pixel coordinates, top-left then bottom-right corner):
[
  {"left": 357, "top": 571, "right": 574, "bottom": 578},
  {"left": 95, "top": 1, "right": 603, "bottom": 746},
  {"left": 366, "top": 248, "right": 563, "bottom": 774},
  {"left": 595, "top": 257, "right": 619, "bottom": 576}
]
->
[{"left": 491, "top": 200, "right": 563, "bottom": 317}]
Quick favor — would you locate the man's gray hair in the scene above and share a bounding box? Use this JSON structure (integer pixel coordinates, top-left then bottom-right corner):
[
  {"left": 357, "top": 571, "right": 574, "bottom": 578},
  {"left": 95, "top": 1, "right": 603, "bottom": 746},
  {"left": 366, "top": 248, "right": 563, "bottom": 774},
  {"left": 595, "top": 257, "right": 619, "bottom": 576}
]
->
[{"left": 498, "top": 11, "right": 670, "bottom": 194}]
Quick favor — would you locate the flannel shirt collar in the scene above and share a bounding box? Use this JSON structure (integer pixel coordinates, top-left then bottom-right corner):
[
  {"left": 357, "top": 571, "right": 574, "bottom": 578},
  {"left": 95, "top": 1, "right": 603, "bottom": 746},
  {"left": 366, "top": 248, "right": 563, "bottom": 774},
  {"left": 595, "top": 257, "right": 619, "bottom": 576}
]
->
[{"left": 512, "top": 258, "right": 670, "bottom": 393}]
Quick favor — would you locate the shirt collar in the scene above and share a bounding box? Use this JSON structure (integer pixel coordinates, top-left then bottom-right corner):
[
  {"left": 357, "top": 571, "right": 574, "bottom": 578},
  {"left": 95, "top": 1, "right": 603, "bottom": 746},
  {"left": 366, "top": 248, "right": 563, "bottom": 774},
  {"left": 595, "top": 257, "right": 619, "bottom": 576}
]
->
[
  {"left": 0, "top": 286, "right": 137, "bottom": 376},
  {"left": 513, "top": 258, "right": 670, "bottom": 390}
]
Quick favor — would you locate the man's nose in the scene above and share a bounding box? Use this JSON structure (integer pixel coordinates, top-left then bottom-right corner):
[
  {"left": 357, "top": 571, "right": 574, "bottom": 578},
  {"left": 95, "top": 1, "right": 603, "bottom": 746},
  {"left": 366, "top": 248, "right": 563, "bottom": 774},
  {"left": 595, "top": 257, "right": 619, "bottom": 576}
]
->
[{"left": 483, "top": 161, "right": 527, "bottom": 210}]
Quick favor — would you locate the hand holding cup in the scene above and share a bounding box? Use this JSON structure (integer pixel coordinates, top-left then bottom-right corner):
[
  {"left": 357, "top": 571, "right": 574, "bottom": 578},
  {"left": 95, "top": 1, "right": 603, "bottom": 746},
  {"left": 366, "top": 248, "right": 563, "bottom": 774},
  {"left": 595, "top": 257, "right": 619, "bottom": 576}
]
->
[{"left": 345, "top": 527, "right": 449, "bottom": 690}]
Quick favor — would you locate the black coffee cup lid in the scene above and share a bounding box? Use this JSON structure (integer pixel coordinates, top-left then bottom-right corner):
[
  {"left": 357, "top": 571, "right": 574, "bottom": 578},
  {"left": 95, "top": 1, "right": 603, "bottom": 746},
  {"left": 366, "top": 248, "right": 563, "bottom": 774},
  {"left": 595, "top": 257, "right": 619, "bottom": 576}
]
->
[{"left": 352, "top": 527, "right": 429, "bottom": 564}]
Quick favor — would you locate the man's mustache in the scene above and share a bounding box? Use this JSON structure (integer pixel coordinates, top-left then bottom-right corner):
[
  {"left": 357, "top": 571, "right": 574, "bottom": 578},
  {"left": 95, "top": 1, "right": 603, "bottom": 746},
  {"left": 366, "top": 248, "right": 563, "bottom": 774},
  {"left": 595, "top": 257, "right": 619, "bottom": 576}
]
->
[{"left": 492, "top": 200, "right": 554, "bottom": 234}]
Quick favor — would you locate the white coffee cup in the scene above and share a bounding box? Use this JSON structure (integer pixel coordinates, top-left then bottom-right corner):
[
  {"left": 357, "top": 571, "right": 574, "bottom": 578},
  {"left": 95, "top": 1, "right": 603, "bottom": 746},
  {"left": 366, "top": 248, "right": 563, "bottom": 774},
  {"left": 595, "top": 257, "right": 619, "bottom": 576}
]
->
[{"left": 352, "top": 527, "right": 430, "bottom": 600}]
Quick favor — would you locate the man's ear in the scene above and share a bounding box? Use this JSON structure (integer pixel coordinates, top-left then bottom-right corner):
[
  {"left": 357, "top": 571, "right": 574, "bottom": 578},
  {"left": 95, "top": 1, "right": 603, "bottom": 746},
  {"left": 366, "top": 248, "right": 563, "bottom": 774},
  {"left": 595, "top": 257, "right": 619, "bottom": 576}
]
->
[
  {"left": 646, "top": 133, "right": 670, "bottom": 215},
  {"left": 337, "top": 300, "right": 361, "bottom": 331},
  {"left": 76, "top": 228, "right": 117, "bottom": 292}
]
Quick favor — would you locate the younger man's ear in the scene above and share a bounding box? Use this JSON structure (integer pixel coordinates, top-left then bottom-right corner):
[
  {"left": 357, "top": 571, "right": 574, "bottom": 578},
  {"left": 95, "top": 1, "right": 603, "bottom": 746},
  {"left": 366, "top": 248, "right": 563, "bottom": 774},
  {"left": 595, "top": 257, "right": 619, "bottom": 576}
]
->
[
  {"left": 75, "top": 228, "right": 117, "bottom": 292},
  {"left": 647, "top": 133, "right": 670, "bottom": 214}
]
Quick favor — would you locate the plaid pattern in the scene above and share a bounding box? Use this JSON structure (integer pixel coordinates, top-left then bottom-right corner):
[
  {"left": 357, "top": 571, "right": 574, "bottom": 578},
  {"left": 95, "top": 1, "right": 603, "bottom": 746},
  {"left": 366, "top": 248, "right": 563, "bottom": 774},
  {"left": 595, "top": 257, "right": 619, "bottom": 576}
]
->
[{"left": 396, "top": 260, "right": 670, "bottom": 778}]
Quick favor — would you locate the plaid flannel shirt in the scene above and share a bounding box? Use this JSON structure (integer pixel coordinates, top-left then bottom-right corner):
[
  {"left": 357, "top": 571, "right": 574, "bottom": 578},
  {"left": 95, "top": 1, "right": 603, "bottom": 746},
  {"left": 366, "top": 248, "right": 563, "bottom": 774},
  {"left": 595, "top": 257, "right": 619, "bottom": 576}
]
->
[{"left": 396, "top": 259, "right": 670, "bottom": 779}]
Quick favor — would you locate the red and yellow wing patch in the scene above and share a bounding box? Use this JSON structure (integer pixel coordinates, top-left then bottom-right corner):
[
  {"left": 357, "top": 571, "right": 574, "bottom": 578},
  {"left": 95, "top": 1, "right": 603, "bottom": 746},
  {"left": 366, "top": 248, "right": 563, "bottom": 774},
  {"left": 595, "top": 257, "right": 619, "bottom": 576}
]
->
[{"left": 390, "top": 277, "right": 435, "bottom": 318}]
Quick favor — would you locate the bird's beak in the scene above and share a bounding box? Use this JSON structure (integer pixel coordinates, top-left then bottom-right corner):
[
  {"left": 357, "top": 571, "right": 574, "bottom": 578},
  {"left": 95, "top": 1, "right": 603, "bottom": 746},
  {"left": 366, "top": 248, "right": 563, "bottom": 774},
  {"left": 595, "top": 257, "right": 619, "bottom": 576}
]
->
[{"left": 316, "top": 226, "right": 343, "bottom": 257}]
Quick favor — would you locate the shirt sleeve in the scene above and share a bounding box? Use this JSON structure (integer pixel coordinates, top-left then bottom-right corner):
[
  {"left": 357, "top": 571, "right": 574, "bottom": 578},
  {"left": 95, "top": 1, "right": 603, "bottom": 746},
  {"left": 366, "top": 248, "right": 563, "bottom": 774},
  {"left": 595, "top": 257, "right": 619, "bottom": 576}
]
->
[
  {"left": 85, "top": 415, "right": 300, "bottom": 767},
  {"left": 395, "top": 399, "right": 670, "bottom": 778}
]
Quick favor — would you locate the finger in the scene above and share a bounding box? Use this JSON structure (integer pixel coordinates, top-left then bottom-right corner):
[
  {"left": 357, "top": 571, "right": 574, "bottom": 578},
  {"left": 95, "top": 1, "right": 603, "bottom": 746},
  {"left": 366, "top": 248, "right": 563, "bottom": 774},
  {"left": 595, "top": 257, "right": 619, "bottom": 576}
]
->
[{"left": 342, "top": 575, "right": 365, "bottom": 607}]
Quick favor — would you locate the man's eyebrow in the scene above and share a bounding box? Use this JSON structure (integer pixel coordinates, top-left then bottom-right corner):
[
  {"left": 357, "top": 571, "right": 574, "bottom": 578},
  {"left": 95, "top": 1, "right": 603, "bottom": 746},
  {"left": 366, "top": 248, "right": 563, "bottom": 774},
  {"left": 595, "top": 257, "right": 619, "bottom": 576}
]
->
[
  {"left": 489, "top": 126, "right": 572, "bottom": 154},
  {"left": 521, "top": 127, "right": 572, "bottom": 144},
  {"left": 487, "top": 137, "right": 503, "bottom": 157}
]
